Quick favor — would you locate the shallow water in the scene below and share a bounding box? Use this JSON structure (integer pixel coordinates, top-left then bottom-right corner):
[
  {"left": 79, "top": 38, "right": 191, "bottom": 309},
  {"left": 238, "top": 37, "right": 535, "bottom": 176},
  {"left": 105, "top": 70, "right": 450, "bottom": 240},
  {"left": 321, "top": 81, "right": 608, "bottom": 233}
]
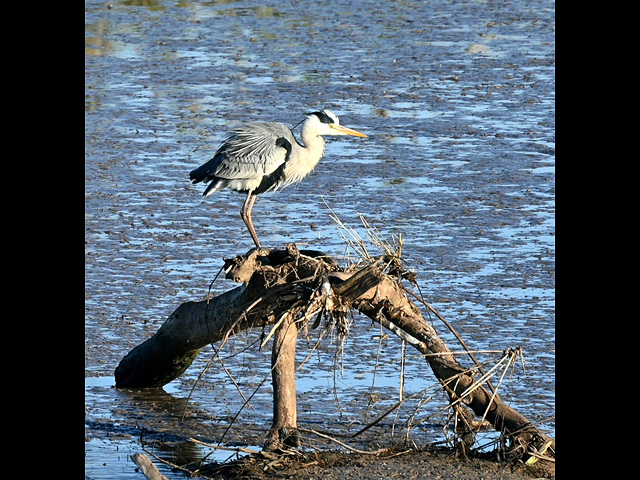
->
[{"left": 85, "top": 0, "right": 554, "bottom": 477}]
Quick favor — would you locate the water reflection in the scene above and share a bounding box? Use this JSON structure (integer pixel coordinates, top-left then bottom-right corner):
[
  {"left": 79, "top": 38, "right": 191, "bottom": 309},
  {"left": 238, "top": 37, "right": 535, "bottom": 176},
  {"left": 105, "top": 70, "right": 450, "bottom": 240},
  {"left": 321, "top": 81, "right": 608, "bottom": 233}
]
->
[{"left": 85, "top": 375, "right": 260, "bottom": 477}]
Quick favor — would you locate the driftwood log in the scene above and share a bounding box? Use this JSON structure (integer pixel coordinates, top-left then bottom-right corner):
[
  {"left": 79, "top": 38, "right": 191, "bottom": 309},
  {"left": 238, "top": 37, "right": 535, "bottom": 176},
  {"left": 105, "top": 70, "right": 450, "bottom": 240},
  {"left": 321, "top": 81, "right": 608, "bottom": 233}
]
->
[
  {"left": 115, "top": 244, "right": 554, "bottom": 460},
  {"left": 130, "top": 453, "right": 169, "bottom": 480}
]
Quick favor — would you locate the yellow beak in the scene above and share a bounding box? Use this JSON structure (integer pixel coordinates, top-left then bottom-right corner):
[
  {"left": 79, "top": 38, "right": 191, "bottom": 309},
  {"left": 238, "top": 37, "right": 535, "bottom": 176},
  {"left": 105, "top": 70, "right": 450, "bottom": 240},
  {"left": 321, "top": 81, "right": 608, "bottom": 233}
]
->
[{"left": 329, "top": 124, "right": 368, "bottom": 137}]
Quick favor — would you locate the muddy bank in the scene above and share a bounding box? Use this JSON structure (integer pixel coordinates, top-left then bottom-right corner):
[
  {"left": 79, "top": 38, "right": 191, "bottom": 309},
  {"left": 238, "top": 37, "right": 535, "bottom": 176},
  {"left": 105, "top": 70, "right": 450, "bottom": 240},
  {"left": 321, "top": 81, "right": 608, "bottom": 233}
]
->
[
  {"left": 87, "top": 378, "right": 554, "bottom": 479},
  {"left": 201, "top": 447, "right": 554, "bottom": 480}
]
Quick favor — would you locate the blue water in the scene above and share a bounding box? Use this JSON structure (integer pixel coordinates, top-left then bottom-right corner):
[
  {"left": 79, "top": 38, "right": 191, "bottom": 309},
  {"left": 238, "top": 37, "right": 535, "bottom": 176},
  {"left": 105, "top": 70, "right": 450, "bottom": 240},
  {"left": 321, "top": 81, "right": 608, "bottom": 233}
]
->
[{"left": 86, "top": 0, "right": 554, "bottom": 477}]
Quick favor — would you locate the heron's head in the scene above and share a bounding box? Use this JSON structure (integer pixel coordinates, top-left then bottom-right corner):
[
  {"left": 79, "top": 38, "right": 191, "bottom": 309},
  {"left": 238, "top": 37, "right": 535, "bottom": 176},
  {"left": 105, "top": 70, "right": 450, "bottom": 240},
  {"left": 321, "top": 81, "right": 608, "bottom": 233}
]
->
[{"left": 303, "top": 109, "right": 367, "bottom": 138}]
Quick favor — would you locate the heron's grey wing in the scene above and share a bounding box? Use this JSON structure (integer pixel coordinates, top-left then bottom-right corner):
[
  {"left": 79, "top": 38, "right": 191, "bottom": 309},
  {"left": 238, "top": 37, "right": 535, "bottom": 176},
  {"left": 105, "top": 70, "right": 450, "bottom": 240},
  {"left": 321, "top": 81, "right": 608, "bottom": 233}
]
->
[{"left": 209, "top": 122, "right": 295, "bottom": 180}]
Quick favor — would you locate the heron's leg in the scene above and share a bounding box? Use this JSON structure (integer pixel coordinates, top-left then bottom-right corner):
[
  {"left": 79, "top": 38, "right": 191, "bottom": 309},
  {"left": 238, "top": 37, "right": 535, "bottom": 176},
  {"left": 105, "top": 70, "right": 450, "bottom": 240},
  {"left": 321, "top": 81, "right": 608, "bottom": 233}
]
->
[{"left": 241, "top": 191, "right": 261, "bottom": 248}]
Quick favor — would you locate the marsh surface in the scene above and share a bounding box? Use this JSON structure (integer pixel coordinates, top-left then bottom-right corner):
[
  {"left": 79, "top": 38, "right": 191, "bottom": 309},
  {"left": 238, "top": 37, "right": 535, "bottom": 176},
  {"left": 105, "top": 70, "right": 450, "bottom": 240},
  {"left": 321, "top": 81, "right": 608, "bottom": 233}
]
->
[{"left": 85, "top": 1, "right": 554, "bottom": 478}]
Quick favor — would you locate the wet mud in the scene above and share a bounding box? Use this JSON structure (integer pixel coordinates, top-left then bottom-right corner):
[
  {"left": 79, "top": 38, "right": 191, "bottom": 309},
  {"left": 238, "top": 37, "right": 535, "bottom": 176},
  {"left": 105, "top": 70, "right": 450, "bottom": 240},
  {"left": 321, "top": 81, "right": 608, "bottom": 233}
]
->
[{"left": 85, "top": 0, "right": 554, "bottom": 478}]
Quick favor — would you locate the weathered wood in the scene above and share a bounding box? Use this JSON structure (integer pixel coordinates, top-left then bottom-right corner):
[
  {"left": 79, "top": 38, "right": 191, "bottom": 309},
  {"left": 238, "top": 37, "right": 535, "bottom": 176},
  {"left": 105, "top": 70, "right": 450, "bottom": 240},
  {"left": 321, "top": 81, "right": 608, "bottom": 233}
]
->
[
  {"left": 115, "top": 286, "right": 252, "bottom": 387},
  {"left": 344, "top": 270, "right": 552, "bottom": 453},
  {"left": 265, "top": 313, "right": 300, "bottom": 450},
  {"left": 114, "top": 245, "right": 554, "bottom": 461},
  {"left": 130, "top": 453, "right": 169, "bottom": 480},
  {"left": 115, "top": 246, "right": 331, "bottom": 387}
]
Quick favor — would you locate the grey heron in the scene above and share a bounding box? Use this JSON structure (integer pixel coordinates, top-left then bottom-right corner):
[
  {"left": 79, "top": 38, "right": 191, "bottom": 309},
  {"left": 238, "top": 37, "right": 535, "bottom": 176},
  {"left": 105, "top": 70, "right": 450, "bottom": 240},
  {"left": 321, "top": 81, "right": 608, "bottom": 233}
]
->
[{"left": 189, "top": 109, "right": 367, "bottom": 248}]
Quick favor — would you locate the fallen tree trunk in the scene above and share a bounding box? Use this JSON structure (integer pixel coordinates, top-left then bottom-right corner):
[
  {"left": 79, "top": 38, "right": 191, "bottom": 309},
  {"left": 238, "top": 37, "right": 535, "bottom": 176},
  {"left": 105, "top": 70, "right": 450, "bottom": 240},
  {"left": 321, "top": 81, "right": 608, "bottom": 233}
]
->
[
  {"left": 114, "top": 285, "right": 249, "bottom": 388},
  {"left": 115, "top": 245, "right": 554, "bottom": 461},
  {"left": 115, "top": 246, "right": 330, "bottom": 388},
  {"left": 341, "top": 267, "right": 551, "bottom": 456}
]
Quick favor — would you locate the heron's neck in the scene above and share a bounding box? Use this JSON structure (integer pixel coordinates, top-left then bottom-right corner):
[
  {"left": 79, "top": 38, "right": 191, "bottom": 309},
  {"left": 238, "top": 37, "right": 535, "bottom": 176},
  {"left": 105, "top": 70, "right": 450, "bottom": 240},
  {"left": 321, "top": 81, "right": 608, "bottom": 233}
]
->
[
  {"left": 279, "top": 128, "right": 325, "bottom": 187},
  {"left": 299, "top": 128, "right": 326, "bottom": 166}
]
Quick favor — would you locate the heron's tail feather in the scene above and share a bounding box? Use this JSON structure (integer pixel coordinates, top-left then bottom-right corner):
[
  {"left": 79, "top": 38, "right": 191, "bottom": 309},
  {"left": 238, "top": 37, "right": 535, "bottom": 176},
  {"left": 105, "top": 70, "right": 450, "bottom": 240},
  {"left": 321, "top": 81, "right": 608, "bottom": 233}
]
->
[
  {"left": 190, "top": 163, "right": 229, "bottom": 196},
  {"left": 189, "top": 162, "right": 229, "bottom": 197},
  {"left": 202, "top": 179, "right": 229, "bottom": 196},
  {"left": 189, "top": 164, "right": 212, "bottom": 184}
]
